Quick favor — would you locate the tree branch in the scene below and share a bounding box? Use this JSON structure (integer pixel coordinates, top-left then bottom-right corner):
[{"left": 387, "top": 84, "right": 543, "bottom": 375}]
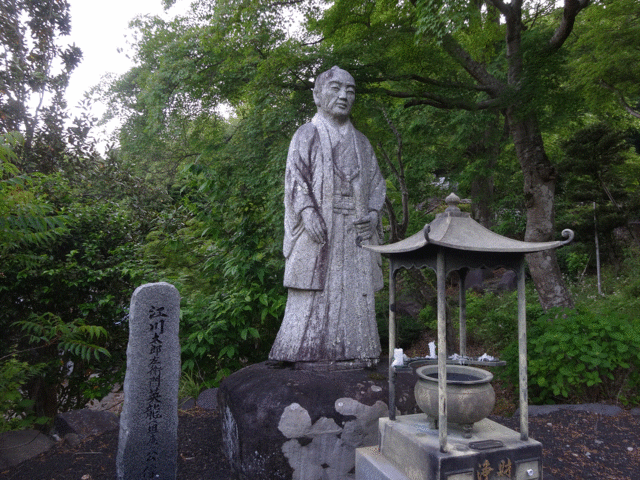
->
[
  {"left": 268, "top": 0, "right": 305, "bottom": 6},
  {"left": 549, "top": 0, "right": 591, "bottom": 51},
  {"left": 440, "top": 34, "right": 506, "bottom": 96},
  {"left": 382, "top": 89, "right": 503, "bottom": 111},
  {"left": 487, "top": 0, "right": 511, "bottom": 17},
  {"left": 386, "top": 74, "right": 496, "bottom": 93},
  {"left": 599, "top": 81, "right": 640, "bottom": 119}
]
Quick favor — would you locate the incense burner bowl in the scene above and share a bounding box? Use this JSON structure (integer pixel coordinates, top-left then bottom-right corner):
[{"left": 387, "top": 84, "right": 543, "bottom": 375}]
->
[{"left": 414, "top": 365, "right": 495, "bottom": 438}]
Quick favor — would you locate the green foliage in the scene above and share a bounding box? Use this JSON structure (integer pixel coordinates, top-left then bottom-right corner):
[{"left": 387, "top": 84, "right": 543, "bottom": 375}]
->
[
  {"left": 568, "top": 0, "right": 640, "bottom": 119},
  {"left": 0, "top": 359, "right": 47, "bottom": 433},
  {"left": 86, "top": 0, "right": 640, "bottom": 404},
  {"left": 555, "top": 122, "right": 639, "bottom": 264},
  {"left": 1, "top": 131, "right": 23, "bottom": 167},
  {"left": 1, "top": 170, "right": 153, "bottom": 421},
  {"left": 514, "top": 306, "right": 640, "bottom": 405},
  {"left": 180, "top": 285, "right": 286, "bottom": 386},
  {"left": 611, "top": 247, "right": 640, "bottom": 298},
  {"left": 102, "top": 2, "right": 311, "bottom": 386},
  {"left": 0, "top": 0, "right": 84, "bottom": 173},
  {"left": 15, "top": 313, "right": 110, "bottom": 363},
  {"left": 145, "top": 155, "right": 289, "bottom": 384},
  {"left": 178, "top": 370, "right": 206, "bottom": 404},
  {"left": 461, "top": 287, "right": 544, "bottom": 352},
  {"left": 1, "top": 133, "right": 69, "bottom": 255},
  {"left": 496, "top": 257, "right": 640, "bottom": 406},
  {"left": 564, "top": 250, "right": 590, "bottom": 279},
  {"left": 377, "top": 297, "right": 428, "bottom": 352},
  {"left": 452, "top": 250, "right": 640, "bottom": 408},
  {"left": 415, "top": 0, "right": 487, "bottom": 42}
]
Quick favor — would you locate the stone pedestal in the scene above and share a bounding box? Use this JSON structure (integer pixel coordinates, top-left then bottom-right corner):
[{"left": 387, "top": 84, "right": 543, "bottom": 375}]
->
[
  {"left": 356, "top": 414, "right": 543, "bottom": 480},
  {"left": 218, "top": 361, "right": 419, "bottom": 480}
]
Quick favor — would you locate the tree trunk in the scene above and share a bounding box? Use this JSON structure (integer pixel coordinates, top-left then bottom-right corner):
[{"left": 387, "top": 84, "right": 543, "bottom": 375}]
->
[
  {"left": 507, "top": 110, "right": 574, "bottom": 310},
  {"left": 468, "top": 114, "right": 501, "bottom": 228}
]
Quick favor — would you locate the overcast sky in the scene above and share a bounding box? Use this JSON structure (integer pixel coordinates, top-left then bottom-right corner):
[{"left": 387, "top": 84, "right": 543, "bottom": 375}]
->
[{"left": 65, "top": 0, "right": 191, "bottom": 113}]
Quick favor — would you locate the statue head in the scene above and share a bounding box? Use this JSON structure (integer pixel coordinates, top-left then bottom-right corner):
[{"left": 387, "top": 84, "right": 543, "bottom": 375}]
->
[{"left": 313, "top": 66, "right": 356, "bottom": 123}]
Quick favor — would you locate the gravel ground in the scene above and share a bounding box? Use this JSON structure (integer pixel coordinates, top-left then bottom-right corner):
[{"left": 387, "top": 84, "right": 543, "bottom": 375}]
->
[{"left": 3, "top": 405, "right": 639, "bottom": 480}]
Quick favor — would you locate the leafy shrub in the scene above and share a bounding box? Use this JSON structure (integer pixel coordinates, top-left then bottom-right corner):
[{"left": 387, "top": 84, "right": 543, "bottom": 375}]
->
[
  {"left": 564, "top": 251, "right": 591, "bottom": 279},
  {"left": 1, "top": 188, "right": 150, "bottom": 421},
  {"left": 618, "top": 247, "right": 640, "bottom": 299},
  {"left": 0, "top": 359, "right": 47, "bottom": 433},
  {"left": 146, "top": 159, "right": 289, "bottom": 386},
  {"left": 462, "top": 287, "right": 544, "bottom": 352},
  {"left": 503, "top": 305, "right": 640, "bottom": 405},
  {"left": 376, "top": 297, "right": 428, "bottom": 352},
  {"left": 180, "top": 285, "right": 286, "bottom": 387}
]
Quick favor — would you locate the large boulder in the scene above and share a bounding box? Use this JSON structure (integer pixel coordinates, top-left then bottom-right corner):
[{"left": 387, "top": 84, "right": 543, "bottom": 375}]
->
[
  {"left": 497, "top": 269, "right": 518, "bottom": 292},
  {"left": 218, "top": 360, "right": 419, "bottom": 480},
  {"left": 464, "top": 268, "right": 489, "bottom": 293}
]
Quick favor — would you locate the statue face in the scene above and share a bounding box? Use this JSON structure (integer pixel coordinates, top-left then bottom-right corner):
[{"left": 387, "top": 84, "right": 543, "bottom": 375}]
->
[{"left": 314, "top": 69, "right": 356, "bottom": 121}]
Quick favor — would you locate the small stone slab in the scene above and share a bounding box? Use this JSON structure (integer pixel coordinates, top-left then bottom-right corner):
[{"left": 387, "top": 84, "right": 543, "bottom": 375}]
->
[
  {"left": 178, "top": 397, "right": 196, "bottom": 410},
  {"left": 116, "top": 282, "right": 181, "bottom": 480},
  {"left": 0, "top": 430, "right": 55, "bottom": 469},
  {"left": 497, "top": 270, "right": 517, "bottom": 292},
  {"left": 196, "top": 388, "right": 218, "bottom": 411},
  {"left": 54, "top": 409, "right": 119, "bottom": 439}
]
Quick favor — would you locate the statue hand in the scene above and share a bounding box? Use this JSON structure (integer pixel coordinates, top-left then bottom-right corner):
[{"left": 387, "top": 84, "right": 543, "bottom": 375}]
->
[
  {"left": 302, "top": 208, "right": 327, "bottom": 244},
  {"left": 353, "top": 212, "right": 378, "bottom": 241}
]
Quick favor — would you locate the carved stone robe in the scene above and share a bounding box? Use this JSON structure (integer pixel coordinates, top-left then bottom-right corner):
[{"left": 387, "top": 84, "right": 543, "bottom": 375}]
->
[{"left": 269, "top": 114, "right": 386, "bottom": 364}]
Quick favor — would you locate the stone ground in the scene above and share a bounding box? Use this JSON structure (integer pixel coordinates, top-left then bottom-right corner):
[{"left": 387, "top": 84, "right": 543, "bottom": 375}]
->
[{"left": 1, "top": 400, "right": 639, "bottom": 480}]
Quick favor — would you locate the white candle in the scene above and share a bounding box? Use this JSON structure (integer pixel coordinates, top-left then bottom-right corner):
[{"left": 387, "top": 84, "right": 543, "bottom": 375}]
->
[{"left": 392, "top": 348, "right": 404, "bottom": 366}]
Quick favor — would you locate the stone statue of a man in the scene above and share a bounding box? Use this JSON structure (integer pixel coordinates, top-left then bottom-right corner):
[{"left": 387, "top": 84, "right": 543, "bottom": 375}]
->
[{"left": 269, "top": 66, "right": 386, "bottom": 369}]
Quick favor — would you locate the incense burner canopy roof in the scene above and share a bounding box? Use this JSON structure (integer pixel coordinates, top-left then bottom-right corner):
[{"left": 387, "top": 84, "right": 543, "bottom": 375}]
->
[{"left": 366, "top": 193, "right": 574, "bottom": 256}]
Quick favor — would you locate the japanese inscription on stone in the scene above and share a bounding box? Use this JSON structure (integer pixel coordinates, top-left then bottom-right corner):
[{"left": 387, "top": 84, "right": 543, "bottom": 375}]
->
[
  {"left": 117, "top": 282, "right": 180, "bottom": 480},
  {"left": 476, "top": 458, "right": 515, "bottom": 480}
]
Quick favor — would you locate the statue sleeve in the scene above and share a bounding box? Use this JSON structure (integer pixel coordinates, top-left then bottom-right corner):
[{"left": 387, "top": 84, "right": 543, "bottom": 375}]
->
[
  {"left": 367, "top": 149, "right": 386, "bottom": 215},
  {"left": 283, "top": 124, "right": 322, "bottom": 257}
]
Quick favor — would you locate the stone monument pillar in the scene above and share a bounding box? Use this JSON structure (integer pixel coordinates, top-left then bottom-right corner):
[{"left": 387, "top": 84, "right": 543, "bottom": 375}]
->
[{"left": 117, "top": 282, "right": 181, "bottom": 480}]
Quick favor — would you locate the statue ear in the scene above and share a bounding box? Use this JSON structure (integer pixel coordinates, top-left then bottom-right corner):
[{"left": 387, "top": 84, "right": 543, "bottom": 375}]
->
[{"left": 313, "top": 88, "right": 322, "bottom": 107}]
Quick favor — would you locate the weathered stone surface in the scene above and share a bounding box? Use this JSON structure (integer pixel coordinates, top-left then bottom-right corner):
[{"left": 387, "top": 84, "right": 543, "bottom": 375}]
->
[
  {"left": 464, "top": 268, "right": 488, "bottom": 293},
  {"left": 196, "top": 388, "right": 218, "bottom": 411},
  {"left": 178, "top": 397, "right": 196, "bottom": 410},
  {"left": 497, "top": 269, "right": 518, "bottom": 292},
  {"left": 363, "top": 415, "right": 542, "bottom": 480},
  {"left": 116, "top": 282, "right": 181, "bottom": 480},
  {"left": 0, "top": 430, "right": 55, "bottom": 469},
  {"left": 219, "top": 360, "right": 419, "bottom": 480},
  {"left": 54, "top": 409, "right": 118, "bottom": 439},
  {"left": 64, "top": 433, "right": 81, "bottom": 447},
  {"left": 270, "top": 66, "right": 386, "bottom": 367}
]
